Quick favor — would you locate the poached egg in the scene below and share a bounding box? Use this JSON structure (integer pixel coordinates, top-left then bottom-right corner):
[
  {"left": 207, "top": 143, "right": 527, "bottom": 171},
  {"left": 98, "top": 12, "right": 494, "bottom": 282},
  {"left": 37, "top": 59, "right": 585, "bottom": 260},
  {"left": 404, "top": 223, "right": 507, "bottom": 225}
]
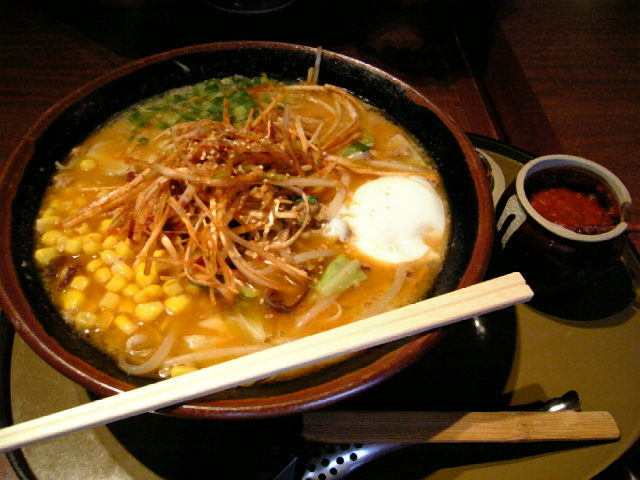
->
[{"left": 326, "top": 176, "right": 446, "bottom": 264}]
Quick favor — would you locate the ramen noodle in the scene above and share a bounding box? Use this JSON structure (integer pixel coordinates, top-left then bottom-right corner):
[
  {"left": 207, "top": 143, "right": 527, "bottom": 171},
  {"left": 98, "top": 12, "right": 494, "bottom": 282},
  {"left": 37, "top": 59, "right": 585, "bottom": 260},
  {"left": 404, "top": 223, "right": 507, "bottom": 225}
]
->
[{"left": 34, "top": 71, "right": 449, "bottom": 379}]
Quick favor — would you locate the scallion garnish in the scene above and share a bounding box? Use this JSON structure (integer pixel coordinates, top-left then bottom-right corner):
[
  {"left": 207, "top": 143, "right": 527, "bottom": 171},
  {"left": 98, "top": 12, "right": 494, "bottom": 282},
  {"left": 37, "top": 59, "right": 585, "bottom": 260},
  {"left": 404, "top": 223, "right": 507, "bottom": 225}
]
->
[
  {"left": 340, "top": 138, "right": 373, "bottom": 157},
  {"left": 125, "top": 75, "right": 277, "bottom": 131}
]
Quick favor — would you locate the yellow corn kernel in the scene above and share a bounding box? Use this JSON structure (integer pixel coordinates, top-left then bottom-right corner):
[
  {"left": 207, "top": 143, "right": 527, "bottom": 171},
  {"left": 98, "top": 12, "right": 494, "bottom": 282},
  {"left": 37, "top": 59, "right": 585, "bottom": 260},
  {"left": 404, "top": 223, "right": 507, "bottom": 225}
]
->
[
  {"left": 83, "top": 241, "right": 101, "bottom": 256},
  {"left": 61, "top": 289, "right": 84, "bottom": 311},
  {"left": 152, "top": 249, "right": 166, "bottom": 258},
  {"left": 100, "top": 249, "right": 118, "bottom": 265},
  {"left": 99, "top": 292, "right": 121, "bottom": 311},
  {"left": 76, "top": 311, "right": 97, "bottom": 330},
  {"left": 35, "top": 216, "right": 61, "bottom": 233},
  {"left": 170, "top": 365, "right": 198, "bottom": 377},
  {"left": 114, "top": 314, "right": 138, "bottom": 335},
  {"left": 64, "top": 237, "right": 83, "bottom": 255},
  {"left": 41, "top": 206, "right": 58, "bottom": 216},
  {"left": 41, "top": 229, "right": 63, "bottom": 246},
  {"left": 99, "top": 219, "right": 112, "bottom": 233},
  {"left": 115, "top": 239, "right": 134, "bottom": 259},
  {"left": 84, "top": 232, "right": 102, "bottom": 243},
  {"left": 102, "top": 235, "right": 119, "bottom": 249},
  {"left": 134, "top": 301, "right": 164, "bottom": 322},
  {"left": 96, "top": 311, "right": 114, "bottom": 329},
  {"left": 69, "top": 275, "right": 90, "bottom": 291},
  {"left": 162, "top": 279, "right": 184, "bottom": 297},
  {"left": 133, "top": 284, "right": 163, "bottom": 303},
  {"left": 134, "top": 263, "right": 147, "bottom": 274},
  {"left": 75, "top": 222, "right": 90, "bottom": 234},
  {"left": 118, "top": 299, "right": 136, "bottom": 314},
  {"left": 86, "top": 258, "right": 104, "bottom": 273},
  {"left": 94, "top": 267, "right": 112, "bottom": 284},
  {"left": 81, "top": 303, "right": 98, "bottom": 314},
  {"left": 165, "top": 294, "right": 190, "bottom": 315},
  {"left": 55, "top": 235, "right": 69, "bottom": 252},
  {"left": 122, "top": 283, "right": 141, "bottom": 297},
  {"left": 105, "top": 274, "right": 128, "bottom": 292},
  {"left": 111, "top": 262, "right": 134, "bottom": 280},
  {"left": 34, "top": 247, "right": 59, "bottom": 266},
  {"left": 78, "top": 158, "right": 96, "bottom": 171},
  {"left": 135, "top": 264, "right": 159, "bottom": 287}
]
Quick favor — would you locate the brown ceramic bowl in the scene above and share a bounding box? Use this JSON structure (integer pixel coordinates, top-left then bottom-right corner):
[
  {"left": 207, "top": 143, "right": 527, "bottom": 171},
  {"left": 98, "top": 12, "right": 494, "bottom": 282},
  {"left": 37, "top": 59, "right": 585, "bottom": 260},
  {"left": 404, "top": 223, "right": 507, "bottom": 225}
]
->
[
  {"left": 495, "top": 154, "right": 631, "bottom": 295},
  {"left": 0, "top": 42, "right": 493, "bottom": 419}
]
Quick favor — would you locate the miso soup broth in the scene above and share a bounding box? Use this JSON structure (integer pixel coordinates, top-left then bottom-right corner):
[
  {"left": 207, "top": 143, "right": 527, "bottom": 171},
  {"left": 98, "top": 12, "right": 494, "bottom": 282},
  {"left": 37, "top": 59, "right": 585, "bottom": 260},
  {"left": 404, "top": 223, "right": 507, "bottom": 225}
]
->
[{"left": 34, "top": 73, "right": 449, "bottom": 379}]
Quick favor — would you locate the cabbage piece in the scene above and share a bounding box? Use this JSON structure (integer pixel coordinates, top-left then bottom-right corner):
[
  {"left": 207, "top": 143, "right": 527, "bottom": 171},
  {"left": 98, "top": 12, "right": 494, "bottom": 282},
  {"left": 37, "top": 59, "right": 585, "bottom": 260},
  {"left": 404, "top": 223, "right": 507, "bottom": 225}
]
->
[{"left": 315, "top": 254, "right": 367, "bottom": 297}]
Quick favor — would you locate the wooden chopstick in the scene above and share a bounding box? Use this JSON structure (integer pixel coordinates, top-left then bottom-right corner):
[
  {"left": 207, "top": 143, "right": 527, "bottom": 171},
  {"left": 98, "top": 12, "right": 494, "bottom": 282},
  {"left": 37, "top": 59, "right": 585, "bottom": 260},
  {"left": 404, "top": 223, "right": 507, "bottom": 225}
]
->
[
  {"left": 0, "top": 273, "right": 532, "bottom": 453},
  {"left": 302, "top": 411, "right": 621, "bottom": 443}
]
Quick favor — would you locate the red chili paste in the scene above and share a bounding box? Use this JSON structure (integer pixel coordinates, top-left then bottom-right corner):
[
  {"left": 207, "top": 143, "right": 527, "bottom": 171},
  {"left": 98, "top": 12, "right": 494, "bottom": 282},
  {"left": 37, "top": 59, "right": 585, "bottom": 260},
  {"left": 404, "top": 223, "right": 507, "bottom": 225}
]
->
[{"left": 526, "top": 167, "right": 619, "bottom": 234}]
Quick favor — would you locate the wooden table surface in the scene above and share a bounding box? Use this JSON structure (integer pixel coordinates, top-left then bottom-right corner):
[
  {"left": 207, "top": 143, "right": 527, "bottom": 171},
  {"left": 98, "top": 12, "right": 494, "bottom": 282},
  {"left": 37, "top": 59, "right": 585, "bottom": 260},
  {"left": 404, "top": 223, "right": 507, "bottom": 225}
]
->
[{"left": 0, "top": 0, "right": 638, "bottom": 478}]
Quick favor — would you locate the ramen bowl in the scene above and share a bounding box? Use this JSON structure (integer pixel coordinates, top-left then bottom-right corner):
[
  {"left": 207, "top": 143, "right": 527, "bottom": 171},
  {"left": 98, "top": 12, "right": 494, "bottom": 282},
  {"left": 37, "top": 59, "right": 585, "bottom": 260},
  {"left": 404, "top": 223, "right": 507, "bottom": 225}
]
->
[{"left": 0, "top": 42, "right": 493, "bottom": 419}]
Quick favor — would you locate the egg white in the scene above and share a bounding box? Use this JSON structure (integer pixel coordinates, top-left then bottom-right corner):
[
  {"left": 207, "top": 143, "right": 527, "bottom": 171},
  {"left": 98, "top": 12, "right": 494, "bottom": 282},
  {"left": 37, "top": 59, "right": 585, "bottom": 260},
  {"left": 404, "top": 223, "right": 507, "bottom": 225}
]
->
[{"left": 325, "top": 176, "right": 445, "bottom": 264}]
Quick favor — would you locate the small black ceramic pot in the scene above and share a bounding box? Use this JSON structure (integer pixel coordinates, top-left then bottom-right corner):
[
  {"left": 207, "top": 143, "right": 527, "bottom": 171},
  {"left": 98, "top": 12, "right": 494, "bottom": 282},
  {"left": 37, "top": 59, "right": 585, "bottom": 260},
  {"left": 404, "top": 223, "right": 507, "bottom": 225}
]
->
[{"left": 495, "top": 155, "right": 632, "bottom": 295}]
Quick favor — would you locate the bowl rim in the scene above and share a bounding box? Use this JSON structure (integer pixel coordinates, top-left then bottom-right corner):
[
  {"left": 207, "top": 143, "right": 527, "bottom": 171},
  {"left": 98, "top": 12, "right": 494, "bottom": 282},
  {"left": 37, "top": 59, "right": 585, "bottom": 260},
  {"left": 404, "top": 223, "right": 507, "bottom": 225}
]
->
[{"left": 0, "top": 41, "right": 493, "bottom": 419}]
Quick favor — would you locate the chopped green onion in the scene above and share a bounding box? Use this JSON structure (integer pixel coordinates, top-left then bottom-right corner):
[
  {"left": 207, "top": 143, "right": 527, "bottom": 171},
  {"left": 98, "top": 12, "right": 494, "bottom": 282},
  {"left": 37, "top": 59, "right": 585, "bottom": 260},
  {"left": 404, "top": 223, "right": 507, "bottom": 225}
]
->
[
  {"left": 127, "top": 109, "right": 143, "bottom": 123},
  {"left": 204, "top": 82, "right": 221, "bottom": 93},
  {"left": 263, "top": 172, "right": 289, "bottom": 181},
  {"left": 239, "top": 284, "right": 260, "bottom": 298},
  {"left": 192, "top": 83, "right": 206, "bottom": 97},
  {"left": 232, "top": 105, "right": 248, "bottom": 122},
  {"left": 125, "top": 75, "right": 277, "bottom": 130},
  {"left": 360, "top": 135, "right": 374, "bottom": 146},
  {"left": 187, "top": 280, "right": 208, "bottom": 290},
  {"left": 155, "top": 110, "right": 181, "bottom": 129},
  {"left": 207, "top": 97, "right": 224, "bottom": 120},
  {"left": 289, "top": 195, "right": 318, "bottom": 204},
  {"left": 340, "top": 141, "right": 371, "bottom": 157},
  {"left": 180, "top": 112, "right": 199, "bottom": 121},
  {"left": 237, "top": 164, "right": 257, "bottom": 173},
  {"left": 315, "top": 254, "right": 367, "bottom": 297}
]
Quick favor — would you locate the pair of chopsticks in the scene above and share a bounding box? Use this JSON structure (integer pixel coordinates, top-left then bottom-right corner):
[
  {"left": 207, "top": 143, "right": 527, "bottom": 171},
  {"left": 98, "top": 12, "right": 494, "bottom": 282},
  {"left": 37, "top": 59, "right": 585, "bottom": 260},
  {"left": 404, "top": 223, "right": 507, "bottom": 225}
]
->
[{"left": 0, "top": 273, "right": 536, "bottom": 452}]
